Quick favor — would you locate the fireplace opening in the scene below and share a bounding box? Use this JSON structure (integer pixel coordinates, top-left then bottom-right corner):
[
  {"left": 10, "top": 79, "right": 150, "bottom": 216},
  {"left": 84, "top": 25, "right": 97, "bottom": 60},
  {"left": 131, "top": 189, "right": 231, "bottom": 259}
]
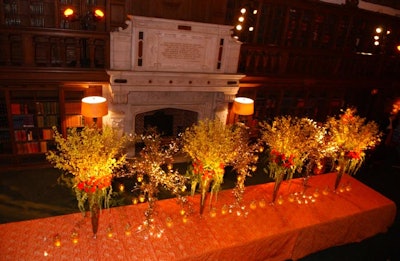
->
[{"left": 135, "top": 108, "right": 198, "bottom": 137}]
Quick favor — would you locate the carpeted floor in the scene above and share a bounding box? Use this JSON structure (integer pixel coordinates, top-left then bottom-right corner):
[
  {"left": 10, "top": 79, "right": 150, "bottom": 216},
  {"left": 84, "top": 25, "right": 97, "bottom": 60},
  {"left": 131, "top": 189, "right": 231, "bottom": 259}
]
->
[{"left": 0, "top": 148, "right": 399, "bottom": 260}]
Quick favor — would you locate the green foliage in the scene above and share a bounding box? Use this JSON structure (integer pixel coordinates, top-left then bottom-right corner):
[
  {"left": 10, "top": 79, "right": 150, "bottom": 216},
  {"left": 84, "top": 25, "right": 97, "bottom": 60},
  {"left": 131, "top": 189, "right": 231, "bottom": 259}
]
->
[
  {"left": 46, "top": 125, "right": 128, "bottom": 212},
  {"left": 181, "top": 118, "right": 243, "bottom": 197}
]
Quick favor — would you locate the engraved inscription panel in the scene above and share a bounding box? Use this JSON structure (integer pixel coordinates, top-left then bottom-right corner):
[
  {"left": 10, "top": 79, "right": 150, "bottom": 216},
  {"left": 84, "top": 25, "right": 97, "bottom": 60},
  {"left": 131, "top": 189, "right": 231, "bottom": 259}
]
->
[
  {"left": 160, "top": 42, "right": 203, "bottom": 62},
  {"left": 154, "top": 33, "right": 211, "bottom": 71}
]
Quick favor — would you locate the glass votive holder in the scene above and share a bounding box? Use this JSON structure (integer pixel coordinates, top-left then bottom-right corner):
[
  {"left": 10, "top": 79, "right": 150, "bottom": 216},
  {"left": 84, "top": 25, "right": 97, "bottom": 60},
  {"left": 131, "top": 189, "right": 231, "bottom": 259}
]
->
[
  {"left": 71, "top": 231, "right": 79, "bottom": 244},
  {"left": 288, "top": 193, "right": 295, "bottom": 203},
  {"left": 221, "top": 204, "right": 228, "bottom": 215},
  {"left": 259, "top": 198, "right": 266, "bottom": 208},
  {"left": 132, "top": 197, "right": 138, "bottom": 205},
  {"left": 277, "top": 195, "right": 284, "bottom": 205},
  {"left": 209, "top": 207, "right": 217, "bottom": 218},
  {"left": 107, "top": 226, "right": 113, "bottom": 238},
  {"left": 249, "top": 200, "right": 257, "bottom": 210},
  {"left": 53, "top": 234, "right": 61, "bottom": 247},
  {"left": 313, "top": 189, "right": 320, "bottom": 198},
  {"left": 166, "top": 217, "right": 173, "bottom": 228},
  {"left": 125, "top": 223, "right": 132, "bottom": 236},
  {"left": 139, "top": 194, "right": 146, "bottom": 203}
]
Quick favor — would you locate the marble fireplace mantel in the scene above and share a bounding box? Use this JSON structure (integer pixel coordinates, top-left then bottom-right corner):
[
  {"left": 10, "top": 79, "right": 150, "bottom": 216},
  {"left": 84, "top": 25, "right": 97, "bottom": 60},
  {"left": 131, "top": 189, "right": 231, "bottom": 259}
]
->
[{"left": 104, "top": 15, "right": 244, "bottom": 137}]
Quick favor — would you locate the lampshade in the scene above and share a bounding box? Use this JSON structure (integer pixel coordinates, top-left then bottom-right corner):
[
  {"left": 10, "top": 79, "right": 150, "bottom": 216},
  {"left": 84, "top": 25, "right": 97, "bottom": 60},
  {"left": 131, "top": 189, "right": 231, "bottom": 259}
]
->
[
  {"left": 232, "top": 97, "right": 254, "bottom": 116},
  {"left": 81, "top": 96, "right": 108, "bottom": 118}
]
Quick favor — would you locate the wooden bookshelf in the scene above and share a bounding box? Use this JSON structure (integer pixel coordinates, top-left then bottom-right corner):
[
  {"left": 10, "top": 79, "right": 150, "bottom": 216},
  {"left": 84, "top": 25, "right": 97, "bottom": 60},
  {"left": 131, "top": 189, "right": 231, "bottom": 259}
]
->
[
  {"left": 9, "top": 89, "right": 59, "bottom": 154},
  {"left": 0, "top": 84, "right": 102, "bottom": 160}
]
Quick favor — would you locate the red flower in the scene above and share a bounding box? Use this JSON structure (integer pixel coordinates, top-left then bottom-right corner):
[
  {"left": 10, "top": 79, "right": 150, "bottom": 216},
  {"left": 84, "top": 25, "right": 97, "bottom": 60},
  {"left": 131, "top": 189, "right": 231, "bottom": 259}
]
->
[
  {"left": 77, "top": 181, "right": 84, "bottom": 191},
  {"left": 219, "top": 162, "right": 224, "bottom": 170},
  {"left": 346, "top": 150, "right": 361, "bottom": 160},
  {"left": 270, "top": 149, "right": 295, "bottom": 168},
  {"left": 341, "top": 111, "right": 354, "bottom": 124}
]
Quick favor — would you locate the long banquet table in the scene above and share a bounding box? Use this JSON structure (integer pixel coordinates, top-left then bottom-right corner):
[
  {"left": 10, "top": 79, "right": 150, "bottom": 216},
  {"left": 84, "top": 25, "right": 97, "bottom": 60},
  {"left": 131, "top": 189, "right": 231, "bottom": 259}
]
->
[{"left": 0, "top": 173, "right": 396, "bottom": 260}]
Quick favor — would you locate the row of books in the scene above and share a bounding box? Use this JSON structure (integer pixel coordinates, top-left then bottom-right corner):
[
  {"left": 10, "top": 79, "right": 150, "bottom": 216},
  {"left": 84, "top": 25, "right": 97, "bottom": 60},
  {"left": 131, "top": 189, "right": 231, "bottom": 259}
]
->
[
  {"left": 35, "top": 102, "right": 59, "bottom": 115},
  {"left": 12, "top": 114, "right": 35, "bottom": 128},
  {"left": 14, "top": 129, "right": 53, "bottom": 141},
  {"left": 12, "top": 114, "right": 59, "bottom": 129},
  {"left": 11, "top": 102, "right": 59, "bottom": 115},
  {"left": 11, "top": 103, "right": 29, "bottom": 115},
  {"left": 37, "top": 115, "right": 59, "bottom": 128},
  {"left": 64, "top": 102, "right": 81, "bottom": 114},
  {"left": 16, "top": 141, "right": 48, "bottom": 154},
  {"left": 65, "top": 115, "right": 84, "bottom": 127}
]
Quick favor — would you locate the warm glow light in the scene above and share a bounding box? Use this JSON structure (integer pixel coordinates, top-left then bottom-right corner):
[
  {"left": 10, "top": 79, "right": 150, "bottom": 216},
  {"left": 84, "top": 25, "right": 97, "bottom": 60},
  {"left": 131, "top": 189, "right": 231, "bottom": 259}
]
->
[
  {"left": 374, "top": 36, "right": 379, "bottom": 40},
  {"left": 374, "top": 41, "right": 380, "bottom": 46},
  {"left": 397, "top": 45, "right": 400, "bottom": 52},
  {"left": 376, "top": 27, "right": 382, "bottom": 34},
  {"left": 236, "top": 24, "right": 242, "bottom": 31},
  {"left": 386, "top": 30, "right": 391, "bottom": 35},
  {"left": 232, "top": 97, "right": 254, "bottom": 116},
  {"left": 81, "top": 96, "right": 108, "bottom": 118},
  {"left": 94, "top": 9, "right": 104, "bottom": 19},
  {"left": 253, "top": 10, "right": 258, "bottom": 14},
  {"left": 240, "top": 8, "right": 246, "bottom": 14},
  {"left": 64, "top": 8, "right": 74, "bottom": 18},
  {"left": 249, "top": 27, "right": 254, "bottom": 31},
  {"left": 238, "top": 16, "right": 244, "bottom": 22}
]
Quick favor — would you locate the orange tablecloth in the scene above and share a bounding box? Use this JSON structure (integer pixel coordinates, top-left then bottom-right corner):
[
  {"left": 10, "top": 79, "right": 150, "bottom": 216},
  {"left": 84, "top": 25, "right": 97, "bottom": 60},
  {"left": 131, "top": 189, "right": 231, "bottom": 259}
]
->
[{"left": 0, "top": 173, "right": 396, "bottom": 260}]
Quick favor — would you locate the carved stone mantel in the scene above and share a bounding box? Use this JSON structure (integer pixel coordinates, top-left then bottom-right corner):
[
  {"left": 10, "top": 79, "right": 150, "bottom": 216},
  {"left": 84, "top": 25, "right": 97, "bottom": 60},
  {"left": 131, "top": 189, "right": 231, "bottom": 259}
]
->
[{"left": 105, "top": 15, "right": 244, "bottom": 135}]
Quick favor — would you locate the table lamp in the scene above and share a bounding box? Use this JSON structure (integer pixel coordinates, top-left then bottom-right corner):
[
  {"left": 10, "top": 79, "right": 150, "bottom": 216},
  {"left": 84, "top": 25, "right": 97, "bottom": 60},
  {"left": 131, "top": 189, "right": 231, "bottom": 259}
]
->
[
  {"left": 232, "top": 97, "right": 254, "bottom": 115},
  {"left": 232, "top": 97, "right": 254, "bottom": 125},
  {"left": 81, "top": 96, "right": 108, "bottom": 127}
]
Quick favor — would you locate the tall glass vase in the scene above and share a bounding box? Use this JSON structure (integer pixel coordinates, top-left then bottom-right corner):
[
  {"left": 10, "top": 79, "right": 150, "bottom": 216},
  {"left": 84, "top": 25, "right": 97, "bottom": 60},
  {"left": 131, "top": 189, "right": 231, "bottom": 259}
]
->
[
  {"left": 90, "top": 202, "right": 100, "bottom": 238},
  {"left": 272, "top": 174, "right": 283, "bottom": 203},
  {"left": 199, "top": 178, "right": 211, "bottom": 216},
  {"left": 334, "top": 159, "right": 347, "bottom": 191}
]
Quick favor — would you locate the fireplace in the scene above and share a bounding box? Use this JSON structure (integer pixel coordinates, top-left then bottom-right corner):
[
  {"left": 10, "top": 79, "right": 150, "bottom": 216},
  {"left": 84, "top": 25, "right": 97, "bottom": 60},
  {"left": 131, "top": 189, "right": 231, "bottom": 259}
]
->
[
  {"left": 104, "top": 15, "right": 244, "bottom": 153},
  {"left": 137, "top": 108, "right": 197, "bottom": 137}
]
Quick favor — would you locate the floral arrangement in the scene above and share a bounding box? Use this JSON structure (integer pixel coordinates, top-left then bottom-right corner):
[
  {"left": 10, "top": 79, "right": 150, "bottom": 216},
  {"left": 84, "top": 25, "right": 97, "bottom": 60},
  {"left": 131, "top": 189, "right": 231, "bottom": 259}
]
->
[
  {"left": 325, "top": 108, "right": 381, "bottom": 182},
  {"left": 46, "top": 126, "right": 127, "bottom": 214},
  {"left": 259, "top": 116, "right": 326, "bottom": 201},
  {"left": 230, "top": 124, "right": 262, "bottom": 211},
  {"left": 181, "top": 119, "right": 242, "bottom": 213},
  {"left": 124, "top": 130, "right": 187, "bottom": 237}
]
